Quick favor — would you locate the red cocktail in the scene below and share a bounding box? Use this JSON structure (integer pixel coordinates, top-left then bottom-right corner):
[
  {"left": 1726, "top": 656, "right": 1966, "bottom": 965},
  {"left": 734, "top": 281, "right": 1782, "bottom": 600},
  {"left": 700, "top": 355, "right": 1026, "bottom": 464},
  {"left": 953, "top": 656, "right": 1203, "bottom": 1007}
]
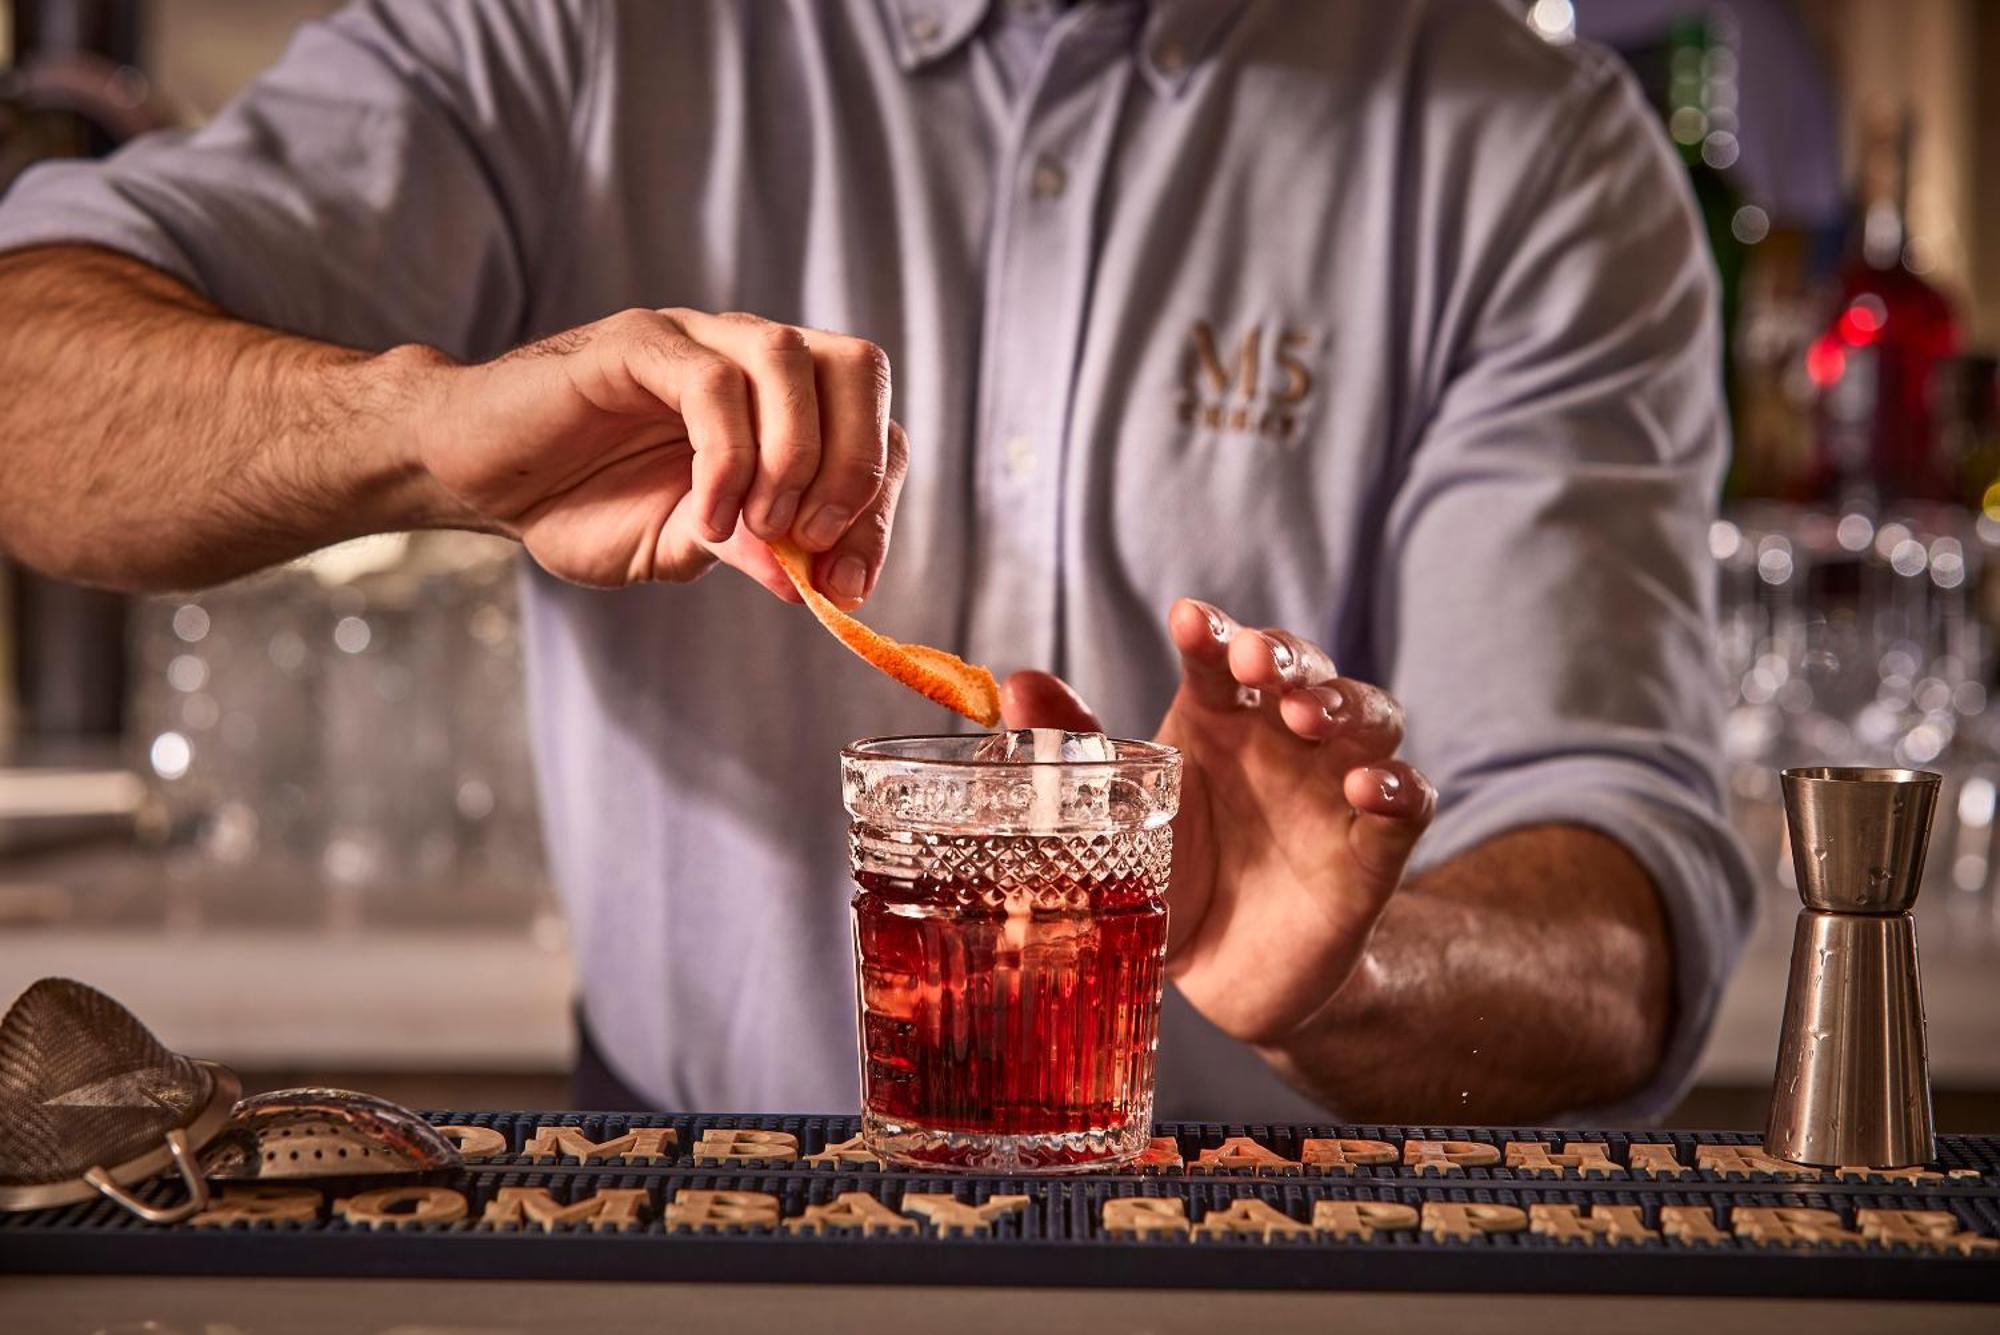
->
[{"left": 842, "top": 733, "right": 1181, "bottom": 1172}]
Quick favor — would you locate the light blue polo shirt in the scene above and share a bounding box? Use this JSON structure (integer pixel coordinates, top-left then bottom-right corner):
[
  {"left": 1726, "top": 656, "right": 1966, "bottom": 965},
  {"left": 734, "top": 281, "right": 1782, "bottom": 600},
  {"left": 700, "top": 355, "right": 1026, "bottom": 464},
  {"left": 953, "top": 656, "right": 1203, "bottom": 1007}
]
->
[{"left": 0, "top": 0, "right": 1755, "bottom": 1120}]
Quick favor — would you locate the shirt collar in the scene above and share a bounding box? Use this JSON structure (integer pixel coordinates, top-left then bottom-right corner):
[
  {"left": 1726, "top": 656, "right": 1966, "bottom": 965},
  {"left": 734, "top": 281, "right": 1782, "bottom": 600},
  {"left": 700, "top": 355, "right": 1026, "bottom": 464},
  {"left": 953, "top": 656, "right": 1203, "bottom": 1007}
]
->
[{"left": 873, "top": 0, "right": 1250, "bottom": 98}]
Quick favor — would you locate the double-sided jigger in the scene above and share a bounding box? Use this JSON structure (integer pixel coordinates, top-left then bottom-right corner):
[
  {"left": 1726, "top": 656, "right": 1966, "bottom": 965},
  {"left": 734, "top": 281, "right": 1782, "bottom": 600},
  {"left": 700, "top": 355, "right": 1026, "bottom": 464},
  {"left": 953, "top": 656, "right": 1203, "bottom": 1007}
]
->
[{"left": 1766, "top": 766, "right": 1941, "bottom": 1169}]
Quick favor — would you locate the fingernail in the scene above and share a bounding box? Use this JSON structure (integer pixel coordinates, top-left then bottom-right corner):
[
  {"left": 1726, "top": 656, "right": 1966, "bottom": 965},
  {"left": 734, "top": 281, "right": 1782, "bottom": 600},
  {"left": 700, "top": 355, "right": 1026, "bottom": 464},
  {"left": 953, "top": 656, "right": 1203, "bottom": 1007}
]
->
[
  {"left": 763, "top": 489, "right": 800, "bottom": 533},
  {"left": 1192, "top": 601, "right": 1227, "bottom": 642},
  {"left": 704, "top": 494, "right": 741, "bottom": 540},
  {"left": 1264, "top": 633, "right": 1294, "bottom": 673},
  {"left": 829, "top": 555, "right": 868, "bottom": 601},
  {"left": 1317, "top": 687, "right": 1345, "bottom": 723},
  {"left": 802, "top": 505, "right": 853, "bottom": 548},
  {"left": 1375, "top": 770, "right": 1404, "bottom": 804}
]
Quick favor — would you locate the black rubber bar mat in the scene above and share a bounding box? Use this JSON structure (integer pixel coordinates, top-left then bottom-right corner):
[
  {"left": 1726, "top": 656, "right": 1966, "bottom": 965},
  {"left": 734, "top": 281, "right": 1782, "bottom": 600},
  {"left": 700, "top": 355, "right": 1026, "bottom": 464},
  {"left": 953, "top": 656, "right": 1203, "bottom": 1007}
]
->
[{"left": 2, "top": 1113, "right": 1996, "bottom": 1300}]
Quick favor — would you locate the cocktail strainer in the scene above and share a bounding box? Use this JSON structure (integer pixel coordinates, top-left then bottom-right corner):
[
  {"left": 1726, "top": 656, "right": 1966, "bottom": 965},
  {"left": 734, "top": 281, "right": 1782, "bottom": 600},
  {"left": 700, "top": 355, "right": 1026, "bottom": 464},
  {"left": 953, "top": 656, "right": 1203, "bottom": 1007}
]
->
[
  {"left": 0, "top": 977, "right": 239, "bottom": 1223},
  {"left": 200, "top": 1087, "right": 460, "bottom": 1180}
]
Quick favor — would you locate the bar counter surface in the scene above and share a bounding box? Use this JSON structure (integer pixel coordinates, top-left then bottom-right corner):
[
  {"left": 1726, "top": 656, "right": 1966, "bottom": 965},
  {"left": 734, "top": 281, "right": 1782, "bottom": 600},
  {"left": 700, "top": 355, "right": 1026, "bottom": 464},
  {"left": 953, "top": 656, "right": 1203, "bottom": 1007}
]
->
[
  {"left": 2, "top": 1111, "right": 1996, "bottom": 1330},
  {"left": 4, "top": 1277, "right": 1996, "bottom": 1333}
]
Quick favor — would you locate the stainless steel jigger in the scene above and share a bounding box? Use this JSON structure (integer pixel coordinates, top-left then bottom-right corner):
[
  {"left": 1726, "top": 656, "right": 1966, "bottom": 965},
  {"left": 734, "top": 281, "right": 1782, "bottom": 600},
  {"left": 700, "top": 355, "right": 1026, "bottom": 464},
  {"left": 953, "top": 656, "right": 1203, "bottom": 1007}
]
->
[{"left": 1765, "top": 766, "right": 1941, "bottom": 1169}]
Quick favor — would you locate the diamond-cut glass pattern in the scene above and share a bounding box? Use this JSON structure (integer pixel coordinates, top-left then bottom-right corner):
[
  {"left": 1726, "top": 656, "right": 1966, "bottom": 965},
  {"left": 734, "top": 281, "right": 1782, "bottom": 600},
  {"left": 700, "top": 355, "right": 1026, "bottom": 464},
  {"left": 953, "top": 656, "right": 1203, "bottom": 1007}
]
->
[{"left": 851, "top": 826, "right": 1172, "bottom": 906}]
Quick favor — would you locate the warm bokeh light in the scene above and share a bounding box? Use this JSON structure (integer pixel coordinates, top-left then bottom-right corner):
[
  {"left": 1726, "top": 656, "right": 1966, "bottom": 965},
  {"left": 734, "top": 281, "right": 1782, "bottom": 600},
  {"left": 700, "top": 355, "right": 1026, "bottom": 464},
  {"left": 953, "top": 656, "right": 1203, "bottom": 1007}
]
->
[
  {"left": 1804, "top": 335, "right": 1846, "bottom": 387},
  {"left": 1837, "top": 295, "right": 1888, "bottom": 345}
]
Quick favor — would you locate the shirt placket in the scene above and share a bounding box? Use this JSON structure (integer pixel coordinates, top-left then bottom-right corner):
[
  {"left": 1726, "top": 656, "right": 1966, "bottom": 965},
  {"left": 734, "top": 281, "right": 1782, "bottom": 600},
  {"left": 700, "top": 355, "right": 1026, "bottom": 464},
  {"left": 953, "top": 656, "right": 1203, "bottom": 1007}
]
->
[{"left": 962, "top": 7, "right": 1135, "bottom": 680}]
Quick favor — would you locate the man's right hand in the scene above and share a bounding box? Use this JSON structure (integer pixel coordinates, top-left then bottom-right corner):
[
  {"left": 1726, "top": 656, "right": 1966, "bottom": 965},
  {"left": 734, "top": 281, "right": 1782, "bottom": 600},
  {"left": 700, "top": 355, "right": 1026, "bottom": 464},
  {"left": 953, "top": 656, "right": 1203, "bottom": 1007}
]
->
[
  {"left": 0, "top": 249, "right": 905, "bottom": 600},
  {"left": 416, "top": 307, "right": 908, "bottom": 606}
]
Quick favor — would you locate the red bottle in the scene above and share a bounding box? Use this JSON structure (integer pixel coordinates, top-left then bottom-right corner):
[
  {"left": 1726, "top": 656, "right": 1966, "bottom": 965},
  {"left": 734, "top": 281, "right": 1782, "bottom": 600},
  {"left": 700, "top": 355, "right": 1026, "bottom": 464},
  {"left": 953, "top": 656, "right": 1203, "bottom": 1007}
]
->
[{"left": 1810, "top": 110, "right": 1961, "bottom": 505}]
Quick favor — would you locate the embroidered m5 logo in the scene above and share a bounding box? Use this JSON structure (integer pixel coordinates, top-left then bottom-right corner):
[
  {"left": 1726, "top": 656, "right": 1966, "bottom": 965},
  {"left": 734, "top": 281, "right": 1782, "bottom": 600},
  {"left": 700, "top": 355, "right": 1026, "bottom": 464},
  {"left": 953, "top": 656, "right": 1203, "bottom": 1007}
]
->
[{"left": 1178, "top": 321, "right": 1319, "bottom": 442}]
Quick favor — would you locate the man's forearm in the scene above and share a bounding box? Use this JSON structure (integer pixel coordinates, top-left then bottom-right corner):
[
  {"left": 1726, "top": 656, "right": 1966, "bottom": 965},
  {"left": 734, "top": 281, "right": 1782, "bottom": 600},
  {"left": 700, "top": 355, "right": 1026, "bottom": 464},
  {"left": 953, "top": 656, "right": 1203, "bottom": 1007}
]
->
[
  {"left": 1261, "top": 825, "right": 1673, "bottom": 1122},
  {"left": 0, "top": 245, "right": 464, "bottom": 592}
]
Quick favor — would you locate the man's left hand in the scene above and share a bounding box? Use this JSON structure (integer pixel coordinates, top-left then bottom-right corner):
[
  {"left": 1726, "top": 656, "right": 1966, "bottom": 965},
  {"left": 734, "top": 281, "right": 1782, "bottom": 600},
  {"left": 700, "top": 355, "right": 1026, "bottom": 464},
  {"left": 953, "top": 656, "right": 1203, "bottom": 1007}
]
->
[{"left": 1001, "top": 598, "right": 1435, "bottom": 1048}]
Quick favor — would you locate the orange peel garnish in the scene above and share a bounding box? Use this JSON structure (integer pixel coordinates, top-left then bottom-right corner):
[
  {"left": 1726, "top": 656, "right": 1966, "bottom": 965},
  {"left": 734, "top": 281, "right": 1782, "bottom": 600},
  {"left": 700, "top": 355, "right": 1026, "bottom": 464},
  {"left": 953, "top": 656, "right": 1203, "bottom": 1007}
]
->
[{"left": 770, "top": 540, "right": 1001, "bottom": 726}]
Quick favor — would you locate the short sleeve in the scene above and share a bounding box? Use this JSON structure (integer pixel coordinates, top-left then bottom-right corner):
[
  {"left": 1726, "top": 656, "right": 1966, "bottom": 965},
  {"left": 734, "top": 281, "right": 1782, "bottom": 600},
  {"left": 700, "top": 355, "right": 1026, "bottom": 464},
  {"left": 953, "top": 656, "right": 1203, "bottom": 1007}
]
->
[
  {"left": 0, "top": 0, "right": 596, "bottom": 358},
  {"left": 1384, "top": 58, "right": 1756, "bottom": 1119}
]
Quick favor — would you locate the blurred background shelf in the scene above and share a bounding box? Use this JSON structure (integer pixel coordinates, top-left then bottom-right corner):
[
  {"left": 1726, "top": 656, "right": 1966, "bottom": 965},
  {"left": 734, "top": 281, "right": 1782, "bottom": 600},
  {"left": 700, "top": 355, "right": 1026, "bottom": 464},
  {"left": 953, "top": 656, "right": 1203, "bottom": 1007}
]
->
[
  {"left": 1702, "top": 910, "right": 2000, "bottom": 1086},
  {"left": 0, "top": 924, "right": 574, "bottom": 1071},
  {"left": 1, "top": 877, "right": 1996, "bottom": 1117}
]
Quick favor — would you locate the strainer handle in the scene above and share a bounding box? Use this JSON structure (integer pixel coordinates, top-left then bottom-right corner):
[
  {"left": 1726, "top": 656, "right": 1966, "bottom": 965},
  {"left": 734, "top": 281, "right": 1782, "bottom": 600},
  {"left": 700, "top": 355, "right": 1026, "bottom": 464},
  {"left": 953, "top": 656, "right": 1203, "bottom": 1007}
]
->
[{"left": 84, "top": 1127, "right": 210, "bottom": 1225}]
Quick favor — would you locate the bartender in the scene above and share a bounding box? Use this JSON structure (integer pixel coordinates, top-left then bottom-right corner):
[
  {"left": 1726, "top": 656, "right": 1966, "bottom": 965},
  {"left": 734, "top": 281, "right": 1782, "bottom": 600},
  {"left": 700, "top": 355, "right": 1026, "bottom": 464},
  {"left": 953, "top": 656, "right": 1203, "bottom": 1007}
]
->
[{"left": 0, "top": 0, "right": 1750, "bottom": 1123}]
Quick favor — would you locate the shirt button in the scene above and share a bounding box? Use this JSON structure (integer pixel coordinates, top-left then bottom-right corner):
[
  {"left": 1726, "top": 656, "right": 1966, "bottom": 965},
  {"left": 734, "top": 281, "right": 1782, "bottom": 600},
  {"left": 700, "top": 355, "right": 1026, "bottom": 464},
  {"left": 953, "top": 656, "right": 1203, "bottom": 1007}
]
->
[
  {"left": 907, "top": 12, "right": 941, "bottom": 44},
  {"left": 1156, "top": 41, "right": 1189, "bottom": 75},
  {"left": 1029, "top": 155, "right": 1067, "bottom": 200},
  {"left": 1002, "top": 435, "right": 1039, "bottom": 480}
]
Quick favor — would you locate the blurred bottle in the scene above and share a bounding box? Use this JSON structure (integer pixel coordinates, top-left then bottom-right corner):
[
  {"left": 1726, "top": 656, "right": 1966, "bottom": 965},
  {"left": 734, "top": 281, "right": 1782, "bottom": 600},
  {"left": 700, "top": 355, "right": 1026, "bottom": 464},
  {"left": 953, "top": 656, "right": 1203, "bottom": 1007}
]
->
[
  {"left": 1943, "top": 357, "right": 2000, "bottom": 514},
  {"left": 1806, "top": 107, "right": 1962, "bottom": 508},
  {"left": 1952, "top": 358, "right": 2000, "bottom": 700},
  {"left": 4, "top": 568, "right": 127, "bottom": 748},
  {"left": 1730, "top": 222, "right": 1824, "bottom": 501},
  {"left": 2, "top": 0, "right": 161, "bottom": 760},
  {"left": 1663, "top": 14, "right": 1749, "bottom": 433}
]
